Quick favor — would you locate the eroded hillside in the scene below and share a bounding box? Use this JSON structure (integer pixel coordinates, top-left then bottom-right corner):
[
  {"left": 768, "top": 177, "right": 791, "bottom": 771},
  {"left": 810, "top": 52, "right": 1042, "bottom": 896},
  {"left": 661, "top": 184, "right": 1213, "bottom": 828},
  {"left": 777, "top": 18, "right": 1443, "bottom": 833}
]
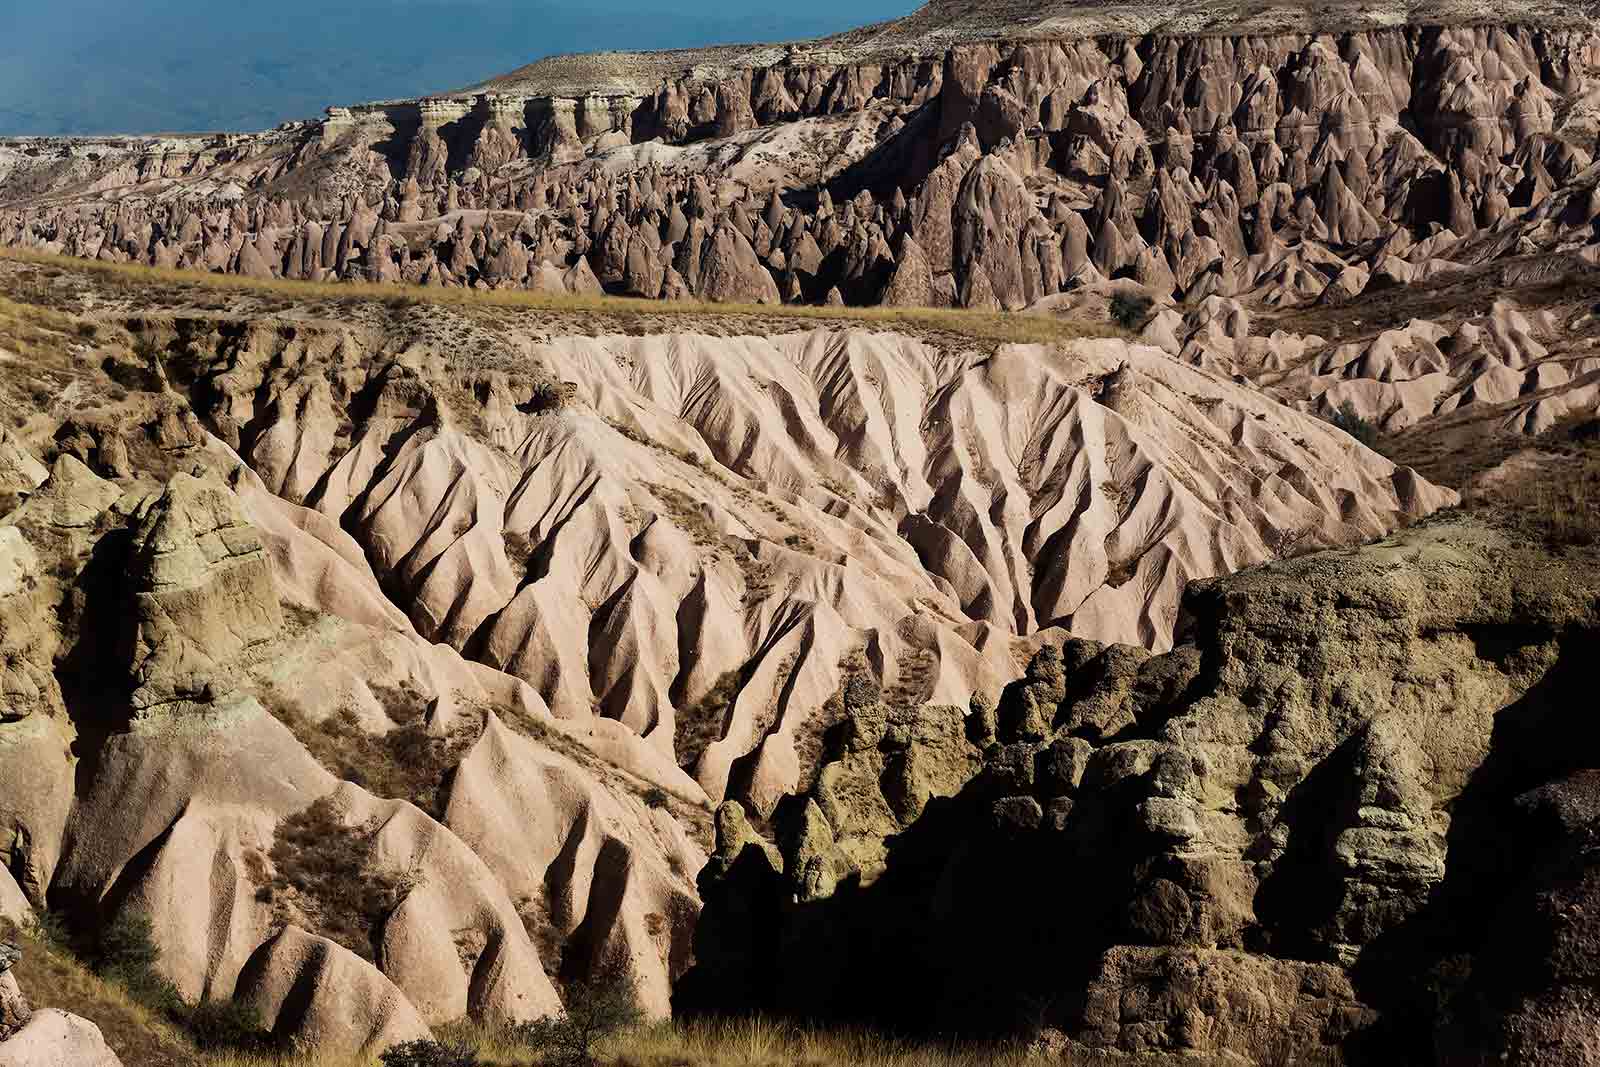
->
[
  {"left": 692, "top": 510, "right": 1600, "bottom": 1066},
  {"left": 0, "top": 253, "right": 1456, "bottom": 1062},
  {"left": 8, "top": 10, "right": 1600, "bottom": 340},
  {"left": 3, "top": 0, "right": 1600, "bottom": 1058}
]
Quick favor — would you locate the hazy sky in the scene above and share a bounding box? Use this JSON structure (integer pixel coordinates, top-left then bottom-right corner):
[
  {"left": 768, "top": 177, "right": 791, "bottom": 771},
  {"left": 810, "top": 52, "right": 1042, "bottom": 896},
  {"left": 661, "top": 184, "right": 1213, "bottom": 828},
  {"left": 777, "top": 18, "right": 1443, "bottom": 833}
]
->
[{"left": 0, "top": 0, "right": 916, "bottom": 136}]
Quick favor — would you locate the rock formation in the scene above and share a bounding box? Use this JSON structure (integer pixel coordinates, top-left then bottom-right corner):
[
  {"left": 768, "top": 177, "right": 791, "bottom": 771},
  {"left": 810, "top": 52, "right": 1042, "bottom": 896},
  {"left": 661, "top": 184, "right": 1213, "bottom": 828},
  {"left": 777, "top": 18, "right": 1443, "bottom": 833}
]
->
[
  {"left": 0, "top": 251, "right": 1465, "bottom": 1062},
  {"left": 4, "top": 10, "right": 1600, "bottom": 332},
  {"left": 0, "top": 0, "right": 1598, "bottom": 1058},
  {"left": 690, "top": 513, "right": 1600, "bottom": 1065}
]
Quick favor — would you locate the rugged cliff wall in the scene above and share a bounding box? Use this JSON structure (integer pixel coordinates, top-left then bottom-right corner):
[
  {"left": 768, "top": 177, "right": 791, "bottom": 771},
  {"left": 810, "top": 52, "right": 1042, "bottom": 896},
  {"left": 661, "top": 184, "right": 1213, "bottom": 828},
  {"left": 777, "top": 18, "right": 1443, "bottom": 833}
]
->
[
  {"left": 689, "top": 514, "right": 1600, "bottom": 1066},
  {"left": 6, "top": 23, "right": 1600, "bottom": 320}
]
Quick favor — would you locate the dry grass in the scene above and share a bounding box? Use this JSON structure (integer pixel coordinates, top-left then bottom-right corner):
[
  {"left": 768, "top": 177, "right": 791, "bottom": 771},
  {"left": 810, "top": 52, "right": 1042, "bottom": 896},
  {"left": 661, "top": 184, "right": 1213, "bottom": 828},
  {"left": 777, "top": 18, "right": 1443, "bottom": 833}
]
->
[
  {"left": 5, "top": 923, "right": 204, "bottom": 1067},
  {"left": 0, "top": 288, "right": 110, "bottom": 431},
  {"left": 1499, "top": 462, "right": 1600, "bottom": 546},
  {"left": 0, "top": 936, "right": 1155, "bottom": 1067},
  {"left": 1463, "top": 416, "right": 1600, "bottom": 549},
  {"left": 257, "top": 797, "right": 417, "bottom": 962},
  {"left": 0, "top": 247, "right": 1116, "bottom": 348},
  {"left": 600, "top": 1019, "right": 1090, "bottom": 1067},
  {"left": 210, "top": 1017, "right": 1101, "bottom": 1067}
]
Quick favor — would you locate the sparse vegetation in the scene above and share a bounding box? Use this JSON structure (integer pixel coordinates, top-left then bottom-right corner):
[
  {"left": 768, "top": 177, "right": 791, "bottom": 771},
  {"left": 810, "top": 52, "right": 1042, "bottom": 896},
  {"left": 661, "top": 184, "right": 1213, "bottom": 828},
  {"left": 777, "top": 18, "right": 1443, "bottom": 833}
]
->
[
  {"left": 502, "top": 964, "right": 645, "bottom": 1067},
  {"left": 260, "top": 796, "right": 417, "bottom": 961},
  {"left": 0, "top": 248, "right": 1117, "bottom": 352},
  {"left": 503, "top": 531, "right": 539, "bottom": 580},
  {"left": 81, "top": 912, "right": 188, "bottom": 1022},
  {"left": 1109, "top": 293, "right": 1152, "bottom": 331},
  {"left": 1102, "top": 554, "right": 1143, "bottom": 589},
  {"left": 527, "top": 379, "right": 577, "bottom": 413},
  {"left": 7, "top": 918, "right": 207, "bottom": 1067},
  {"left": 185, "top": 998, "right": 273, "bottom": 1054},
  {"left": 673, "top": 668, "right": 743, "bottom": 774},
  {"left": 736, "top": 551, "right": 774, "bottom": 609},
  {"left": 647, "top": 484, "right": 722, "bottom": 551},
  {"left": 794, "top": 653, "right": 867, "bottom": 790},
  {"left": 9, "top": 910, "right": 273, "bottom": 1061},
  {"left": 599, "top": 1019, "right": 1092, "bottom": 1067},
  {"left": 1469, "top": 415, "right": 1600, "bottom": 549},
  {"left": 1328, "top": 402, "right": 1381, "bottom": 450},
  {"left": 380, "top": 1039, "right": 481, "bottom": 1067},
  {"left": 262, "top": 688, "right": 482, "bottom": 819},
  {"left": 2, "top": 921, "right": 1254, "bottom": 1067},
  {"left": 882, "top": 648, "right": 935, "bottom": 711}
]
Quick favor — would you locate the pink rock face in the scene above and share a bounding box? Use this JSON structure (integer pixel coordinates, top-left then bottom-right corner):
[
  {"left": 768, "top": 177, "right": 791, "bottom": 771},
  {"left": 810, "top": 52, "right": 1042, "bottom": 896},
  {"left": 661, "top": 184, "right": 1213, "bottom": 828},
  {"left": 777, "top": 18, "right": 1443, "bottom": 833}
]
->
[
  {"left": 3, "top": 19, "right": 1597, "bottom": 322},
  {"left": 0, "top": 1010, "right": 123, "bottom": 1067},
  {"left": 236, "top": 927, "right": 433, "bottom": 1059},
  {"left": 2, "top": 3, "right": 1598, "bottom": 1061},
  {"left": 123, "top": 314, "right": 1450, "bottom": 822}
]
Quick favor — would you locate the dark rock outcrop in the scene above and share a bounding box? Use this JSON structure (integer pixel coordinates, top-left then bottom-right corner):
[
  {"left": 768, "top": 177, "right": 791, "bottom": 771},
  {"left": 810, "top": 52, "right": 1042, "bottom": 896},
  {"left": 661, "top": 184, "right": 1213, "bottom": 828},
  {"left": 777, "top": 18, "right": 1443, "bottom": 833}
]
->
[{"left": 687, "top": 515, "right": 1600, "bottom": 1066}]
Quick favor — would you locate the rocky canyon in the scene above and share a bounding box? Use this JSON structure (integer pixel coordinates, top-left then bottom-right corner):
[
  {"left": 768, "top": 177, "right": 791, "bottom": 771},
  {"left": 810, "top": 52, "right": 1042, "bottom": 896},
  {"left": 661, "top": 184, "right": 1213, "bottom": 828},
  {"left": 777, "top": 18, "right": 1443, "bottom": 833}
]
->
[{"left": 0, "top": 0, "right": 1598, "bottom": 1063}]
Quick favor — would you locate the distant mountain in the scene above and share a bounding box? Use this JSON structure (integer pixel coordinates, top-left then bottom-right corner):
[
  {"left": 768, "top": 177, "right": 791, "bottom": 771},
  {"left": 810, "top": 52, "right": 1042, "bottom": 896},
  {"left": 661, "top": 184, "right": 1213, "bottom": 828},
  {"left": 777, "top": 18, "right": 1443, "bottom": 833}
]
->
[{"left": 0, "top": 0, "right": 912, "bottom": 134}]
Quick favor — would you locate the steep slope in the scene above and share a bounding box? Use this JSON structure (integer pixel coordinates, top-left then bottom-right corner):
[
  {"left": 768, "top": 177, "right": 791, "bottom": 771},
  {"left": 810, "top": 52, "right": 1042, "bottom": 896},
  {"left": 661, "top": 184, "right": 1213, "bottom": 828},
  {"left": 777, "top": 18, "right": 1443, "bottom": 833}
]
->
[
  {"left": 0, "top": 257, "right": 1451, "bottom": 1058},
  {"left": 95, "top": 269, "right": 1447, "bottom": 810},
  {"left": 6, "top": 9, "right": 1600, "bottom": 342},
  {"left": 692, "top": 511, "right": 1600, "bottom": 1066}
]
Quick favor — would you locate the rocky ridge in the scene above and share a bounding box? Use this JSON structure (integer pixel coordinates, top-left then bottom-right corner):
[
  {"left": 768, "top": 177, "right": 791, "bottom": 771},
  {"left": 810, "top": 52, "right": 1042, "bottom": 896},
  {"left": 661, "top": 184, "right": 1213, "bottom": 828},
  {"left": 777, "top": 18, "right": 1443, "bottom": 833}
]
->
[
  {"left": 8, "top": 16, "right": 1600, "bottom": 329},
  {"left": 0, "top": 256, "right": 1454, "bottom": 1060},
  {"left": 691, "top": 512, "right": 1600, "bottom": 1065},
  {"left": 9, "top": 11, "right": 1600, "bottom": 464}
]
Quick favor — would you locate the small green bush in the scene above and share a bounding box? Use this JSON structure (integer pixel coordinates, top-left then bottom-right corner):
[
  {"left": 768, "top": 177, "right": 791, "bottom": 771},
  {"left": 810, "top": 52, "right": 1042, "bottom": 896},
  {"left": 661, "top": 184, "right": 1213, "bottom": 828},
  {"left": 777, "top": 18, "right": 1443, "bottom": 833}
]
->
[
  {"left": 379, "top": 1039, "right": 480, "bottom": 1067},
  {"left": 1109, "top": 293, "right": 1153, "bottom": 330},
  {"left": 504, "top": 964, "right": 645, "bottom": 1067},
  {"left": 28, "top": 910, "right": 71, "bottom": 951},
  {"left": 642, "top": 787, "right": 671, "bottom": 810},
  {"left": 184, "top": 997, "right": 273, "bottom": 1052},
  {"left": 87, "top": 912, "right": 184, "bottom": 1017},
  {"left": 1328, "top": 402, "right": 1381, "bottom": 450}
]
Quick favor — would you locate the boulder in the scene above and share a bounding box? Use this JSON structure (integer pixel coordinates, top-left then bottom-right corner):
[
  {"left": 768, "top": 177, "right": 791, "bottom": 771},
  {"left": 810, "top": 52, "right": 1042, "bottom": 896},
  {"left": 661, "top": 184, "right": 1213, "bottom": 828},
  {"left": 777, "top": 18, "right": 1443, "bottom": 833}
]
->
[
  {"left": 235, "top": 926, "right": 432, "bottom": 1060},
  {"left": 0, "top": 1011, "right": 122, "bottom": 1067}
]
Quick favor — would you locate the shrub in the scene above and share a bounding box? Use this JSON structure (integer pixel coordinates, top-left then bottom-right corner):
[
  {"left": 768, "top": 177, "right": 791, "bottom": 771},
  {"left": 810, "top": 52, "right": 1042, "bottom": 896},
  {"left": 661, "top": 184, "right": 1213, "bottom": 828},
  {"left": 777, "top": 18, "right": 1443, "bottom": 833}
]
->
[
  {"left": 92, "top": 912, "right": 160, "bottom": 975},
  {"left": 28, "top": 910, "right": 71, "bottom": 951},
  {"left": 380, "top": 1039, "right": 480, "bottom": 1067},
  {"left": 263, "top": 796, "right": 416, "bottom": 960},
  {"left": 1109, "top": 293, "right": 1153, "bottom": 330},
  {"left": 87, "top": 912, "right": 184, "bottom": 1016},
  {"left": 642, "top": 787, "right": 671, "bottom": 810},
  {"left": 1328, "top": 402, "right": 1381, "bottom": 450},
  {"left": 527, "top": 379, "right": 577, "bottom": 413},
  {"left": 673, "top": 668, "right": 744, "bottom": 774},
  {"left": 504, "top": 530, "right": 538, "bottom": 579},
  {"left": 263, "top": 694, "right": 480, "bottom": 819},
  {"left": 184, "top": 997, "right": 273, "bottom": 1052},
  {"left": 504, "top": 964, "right": 645, "bottom": 1067}
]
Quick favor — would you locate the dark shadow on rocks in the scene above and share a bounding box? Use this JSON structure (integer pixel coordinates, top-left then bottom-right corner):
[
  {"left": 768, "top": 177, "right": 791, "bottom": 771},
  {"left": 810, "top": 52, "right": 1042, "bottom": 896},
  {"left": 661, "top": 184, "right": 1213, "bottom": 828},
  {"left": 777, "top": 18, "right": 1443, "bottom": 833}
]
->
[
  {"left": 676, "top": 755, "right": 1155, "bottom": 1043},
  {"left": 1339, "top": 631, "right": 1600, "bottom": 1063}
]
